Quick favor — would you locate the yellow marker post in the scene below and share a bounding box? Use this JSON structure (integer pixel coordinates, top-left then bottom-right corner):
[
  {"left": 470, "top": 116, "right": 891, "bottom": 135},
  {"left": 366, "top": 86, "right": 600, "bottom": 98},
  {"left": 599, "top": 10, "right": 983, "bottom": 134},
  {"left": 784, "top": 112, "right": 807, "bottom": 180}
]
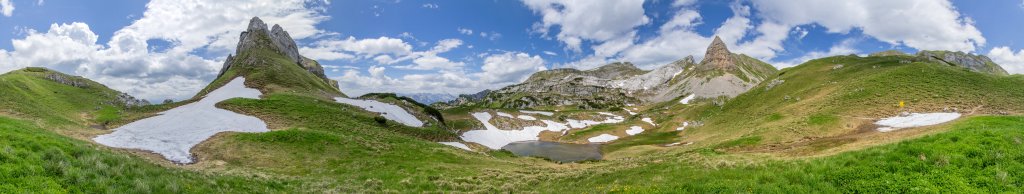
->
[{"left": 899, "top": 101, "right": 905, "bottom": 108}]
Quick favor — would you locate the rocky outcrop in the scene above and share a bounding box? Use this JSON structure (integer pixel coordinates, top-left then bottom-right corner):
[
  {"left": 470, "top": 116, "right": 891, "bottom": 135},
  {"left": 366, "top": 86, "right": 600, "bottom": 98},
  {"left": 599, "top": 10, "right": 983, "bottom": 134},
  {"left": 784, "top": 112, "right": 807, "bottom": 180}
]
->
[
  {"left": 44, "top": 72, "right": 90, "bottom": 88},
  {"left": 217, "top": 54, "right": 234, "bottom": 78},
  {"left": 916, "top": 51, "right": 1009, "bottom": 75},
  {"left": 299, "top": 56, "right": 339, "bottom": 88},
  {"left": 113, "top": 92, "right": 150, "bottom": 107},
  {"left": 697, "top": 36, "right": 737, "bottom": 72},
  {"left": 271, "top": 24, "right": 302, "bottom": 64}
]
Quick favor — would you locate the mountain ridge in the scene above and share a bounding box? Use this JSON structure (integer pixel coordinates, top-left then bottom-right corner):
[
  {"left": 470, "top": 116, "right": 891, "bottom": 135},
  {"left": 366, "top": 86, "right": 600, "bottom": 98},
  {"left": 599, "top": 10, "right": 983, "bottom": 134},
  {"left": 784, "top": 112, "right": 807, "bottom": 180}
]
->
[{"left": 450, "top": 36, "right": 777, "bottom": 109}]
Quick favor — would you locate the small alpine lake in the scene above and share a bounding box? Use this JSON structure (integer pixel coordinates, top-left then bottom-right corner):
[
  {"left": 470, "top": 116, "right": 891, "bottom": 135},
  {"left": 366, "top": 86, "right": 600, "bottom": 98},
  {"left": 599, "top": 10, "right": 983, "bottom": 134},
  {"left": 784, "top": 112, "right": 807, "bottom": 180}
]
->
[{"left": 501, "top": 141, "right": 602, "bottom": 163}]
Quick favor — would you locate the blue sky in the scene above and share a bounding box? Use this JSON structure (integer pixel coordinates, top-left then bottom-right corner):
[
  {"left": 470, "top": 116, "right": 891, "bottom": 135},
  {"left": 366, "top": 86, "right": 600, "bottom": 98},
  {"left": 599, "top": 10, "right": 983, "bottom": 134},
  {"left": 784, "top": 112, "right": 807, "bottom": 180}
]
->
[{"left": 1, "top": 0, "right": 1023, "bottom": 101}]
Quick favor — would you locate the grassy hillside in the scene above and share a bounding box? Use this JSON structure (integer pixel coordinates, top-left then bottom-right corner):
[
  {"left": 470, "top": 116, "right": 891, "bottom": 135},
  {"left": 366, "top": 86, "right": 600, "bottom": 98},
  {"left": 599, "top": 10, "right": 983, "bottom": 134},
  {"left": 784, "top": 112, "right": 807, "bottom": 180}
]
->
[
  {"left": 649, "top": 54, "right": 1024, "bottom": 153},
  {"left": 0, "top": 68, "right": 129, "bottom": 128},
  {"left": 0, "top": 116, "right": 299, "bottom": 193},
  {"left": 207, "top": 94, "right": 544, "bottom": 192},
  {"left": 531, "top": 116, "right": 1024, "bottom": 193}
]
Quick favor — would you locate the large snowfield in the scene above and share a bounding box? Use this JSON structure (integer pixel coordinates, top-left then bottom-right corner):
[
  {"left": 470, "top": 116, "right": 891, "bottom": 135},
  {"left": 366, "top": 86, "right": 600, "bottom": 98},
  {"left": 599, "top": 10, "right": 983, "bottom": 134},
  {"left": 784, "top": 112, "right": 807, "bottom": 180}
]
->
[
  {"left": 93, "top": 78, "right": 269, "bottom": 164},
  {"left": 461, "top": 112, "right": 571, "bottom": 149},
  {"left": 875, "top": 112, "right": 961, "bottom": 132},
  {"left": 334, "top": 97, "right": 424, "bottom": 127}
]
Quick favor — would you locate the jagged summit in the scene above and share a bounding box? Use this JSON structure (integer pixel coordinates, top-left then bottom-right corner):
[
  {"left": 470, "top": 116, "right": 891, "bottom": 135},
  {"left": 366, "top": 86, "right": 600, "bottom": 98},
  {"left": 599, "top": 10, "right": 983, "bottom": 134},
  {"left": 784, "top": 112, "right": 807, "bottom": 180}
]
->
[
  {"left": 697, "top": 36, "right": 737, "bottom": 72},
  {"left": 201, "top": 16, "right": 343, "bottom": 99}
]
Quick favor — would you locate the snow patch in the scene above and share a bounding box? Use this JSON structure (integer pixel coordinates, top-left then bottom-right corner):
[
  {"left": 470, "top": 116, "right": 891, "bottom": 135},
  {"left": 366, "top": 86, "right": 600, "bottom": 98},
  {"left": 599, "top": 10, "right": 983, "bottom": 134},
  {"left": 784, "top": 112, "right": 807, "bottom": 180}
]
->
[
  {"left": 588, "top": 134, "right": 619, "bottom": 143},
  {"left": 626, "top": 109, "right": 637, "bottom": 115},
  {"left": 875, "top": 112, "right": 961, "bottom": 132},
  {"left": 335, "top": 97, "right": 424, "bottom": 127},
  {"left": 94, "top": 78, "right": 268, "bottom": 164},
  {"left": 519, "top": 110, "right": 554, "bottom": 116},
  {"left": 676, "top": 121, "right": 689, "bottom": 131},
  {"left": 626, "top": 126, "right": 644, "bottom": 135},
  {"left": 679, "top": 94, "right": 696, "bottom": 104},
  {"left": 642, "top": 117, "right": 656, "bottom": 126},
  {"left": 461, "top": 112, "right": 571, "bottom": 149},
  {"left": 439, "top": 142, "right": 471, "bottom": 151},
  {"left": 567, "top": 112, "right": 625, "bottom": 129},
  {"left": 517, "top": 115, "right": 537, "bottom": 121},
  {"left": 496, "top": 112, "right": 514, "bottom": 118}
]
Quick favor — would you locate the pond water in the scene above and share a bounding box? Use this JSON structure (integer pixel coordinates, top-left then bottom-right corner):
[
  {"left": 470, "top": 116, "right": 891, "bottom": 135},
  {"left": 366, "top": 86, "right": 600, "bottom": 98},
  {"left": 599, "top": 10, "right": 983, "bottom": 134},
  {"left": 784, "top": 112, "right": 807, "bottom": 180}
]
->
[{"left": 501, "top": 141, "right": 602, "bottom": 163}]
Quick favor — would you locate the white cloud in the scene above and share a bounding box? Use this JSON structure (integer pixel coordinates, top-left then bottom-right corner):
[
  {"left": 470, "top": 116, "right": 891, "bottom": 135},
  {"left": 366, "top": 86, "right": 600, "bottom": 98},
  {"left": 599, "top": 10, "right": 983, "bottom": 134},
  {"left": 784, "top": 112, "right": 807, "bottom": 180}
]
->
[
  {"left": 543, "top": 51, "right": 557, "bottom": 56},
  {"left": 988, "top": 47, "right": 1024, "bottom": 74},
  {"left": 300, "top": 36, "right": 413, "bottom": 60},
  {"left": 750, "top": 0, "right": 984, "bottom": 52},
  {"left": 479, "top": 31, "right": 502, "bottom": 40},
  {"left": 0, "top": 0, "right": 13, "bottom": 17},
  {"left": 458, "top": 27, "right": 473, "bottom": 35},
  {"left": 0, "top": 0, "right": 330, "bottom": 101},
  {"left": 479, "top": 52, "right": 547, "bottom": 84},
  {"left": 395, "top": 39, "right": 465, "bottom": 70},
  {"left": 522, "top": 0, "right": 649, "bottom": 52},
  {"left": 422, "top": 3, "right": 439, "bottom": 9}
]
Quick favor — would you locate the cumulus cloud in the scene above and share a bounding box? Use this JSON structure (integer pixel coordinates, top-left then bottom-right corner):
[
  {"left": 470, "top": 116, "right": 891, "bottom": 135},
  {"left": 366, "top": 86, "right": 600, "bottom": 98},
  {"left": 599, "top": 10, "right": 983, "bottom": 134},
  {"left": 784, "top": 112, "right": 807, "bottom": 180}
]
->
[
  {"left": 988, "top": 47, "right": 1024, "bottom": 74},
  {"left": 395, "top": 39, "right": 465, "bottom": 70},
  {"left": 300, "top": 36, "right": 413, "bottom": 60},
  {"left": 0, "top": 0, "right": 13, "bottom": 17},
  {"left": 457, "top": 27, "right": 473, "bottom": 35},
  {"left": 750, "top": 0, "right": 984, "bottom": 52},
  {"left": 522, "top": 0, "right": 649, "bottom": 52},
  {"left": 0, "top": 0, "right": 330, "bottom": 101},
  {"left": 479, "top": 52, "right": 547, "bottom": 84}
]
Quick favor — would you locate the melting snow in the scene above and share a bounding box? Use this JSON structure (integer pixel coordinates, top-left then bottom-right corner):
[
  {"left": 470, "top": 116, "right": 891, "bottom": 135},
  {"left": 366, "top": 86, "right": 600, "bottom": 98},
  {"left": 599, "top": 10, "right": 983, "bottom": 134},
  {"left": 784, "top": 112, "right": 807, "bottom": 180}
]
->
[
  {"left": 439, "top": 142, "right": 471, "bottom": 151},
  {"left": 517, "top": 115, "right": 537, "bottom": 120},
  {"left": 626, "top": 109, "right": 637, "bottom": 115},
  {"left": 875, "top": 112, "right": 961, "bottom": 132},
  {"left": 335, "top": 97, "right": 424, "bottom": 127},
  {"left": 626, "top": 126, "right": 645, "bottom": 135},
  {"left": 93, "top": 78, "right": 269, "bottom": 164},
  {"left": 496, "top": 112, "right": 514, "bottom": 118},
  {"left": 461, "top": 112, "right": 570, "bottom": 149},
  {"left": 566, "top": 112, "right": 625, "bottom": 128},
  {"left": 519, "top": 110, "right": 555, "bottom": 116},
  {"left": 642, "top": 118, "right": 656, "bottom": 126},
  {"left": 679, "top": 94, "right": 696, "bottom": 104},
  {"left": 676, "top": 121, "right": 689, "bottom": 131},
  {"left": 588, "top": 134, "right": 619, "bottom": 143}
]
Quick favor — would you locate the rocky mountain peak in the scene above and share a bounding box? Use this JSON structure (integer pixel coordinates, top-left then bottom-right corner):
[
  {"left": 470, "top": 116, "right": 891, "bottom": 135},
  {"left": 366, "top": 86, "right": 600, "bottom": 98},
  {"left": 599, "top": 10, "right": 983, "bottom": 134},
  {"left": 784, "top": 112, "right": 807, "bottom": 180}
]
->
[
  {"left": 234, "top": 17, "right": 302, "bottom": 65},
  {"left": 270, "top": 24, "right": 302, "bottom": 64},
  {"left": 215, "top": 16, "right": 340, "bottom": 90},
  {"left": 698, "top": 36, "right": 737, "bottom": 71}
]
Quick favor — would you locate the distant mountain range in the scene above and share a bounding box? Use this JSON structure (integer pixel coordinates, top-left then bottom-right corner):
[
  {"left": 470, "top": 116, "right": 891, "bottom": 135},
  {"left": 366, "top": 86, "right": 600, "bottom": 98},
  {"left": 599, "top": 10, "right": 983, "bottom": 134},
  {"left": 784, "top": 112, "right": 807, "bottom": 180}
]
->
[{"left": 398, "top": 93, "right": 457, "bottom": 104}]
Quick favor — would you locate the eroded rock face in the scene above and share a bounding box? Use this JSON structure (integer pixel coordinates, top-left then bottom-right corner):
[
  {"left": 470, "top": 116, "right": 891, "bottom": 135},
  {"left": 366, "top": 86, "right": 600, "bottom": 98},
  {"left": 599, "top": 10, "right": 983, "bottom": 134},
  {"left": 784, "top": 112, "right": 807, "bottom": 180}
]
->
[
  {"left": 697, "top": 36, "right": 737, "bottom": 72},
  {"left": 271, "top": 24, "right": 302, "bottom": 65},
  {"left": 44, "top": 73, "right": 89, "bottom": 88},
  {"left": 916, "top": 51, "right": 1009, "bottom": 75}
]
